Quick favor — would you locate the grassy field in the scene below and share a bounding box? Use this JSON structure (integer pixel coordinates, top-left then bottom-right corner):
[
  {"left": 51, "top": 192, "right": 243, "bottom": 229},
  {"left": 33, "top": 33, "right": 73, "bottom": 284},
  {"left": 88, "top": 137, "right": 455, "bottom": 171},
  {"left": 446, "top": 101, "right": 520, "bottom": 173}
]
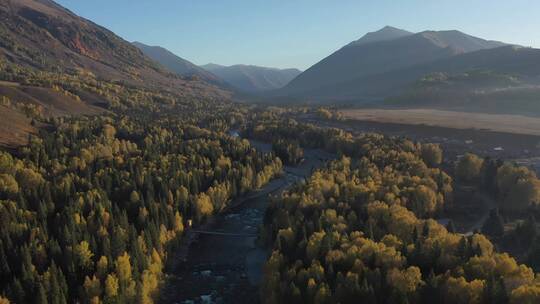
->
[{"left": 340, "top": 108, "right": 540, "bottom": 136}]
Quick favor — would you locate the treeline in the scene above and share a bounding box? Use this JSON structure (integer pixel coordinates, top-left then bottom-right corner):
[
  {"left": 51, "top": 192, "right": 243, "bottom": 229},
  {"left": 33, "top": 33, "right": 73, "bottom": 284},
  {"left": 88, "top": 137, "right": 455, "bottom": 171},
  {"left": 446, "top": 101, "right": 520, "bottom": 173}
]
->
[
  {"left": 315, "top": 108, "right": 343, "bottom": 121},
  {"left": 257, "top": 119, "right": 540, "bottom": 303},
  {"left": 244, "top": 117, "right": 442, "bottom": 169}
]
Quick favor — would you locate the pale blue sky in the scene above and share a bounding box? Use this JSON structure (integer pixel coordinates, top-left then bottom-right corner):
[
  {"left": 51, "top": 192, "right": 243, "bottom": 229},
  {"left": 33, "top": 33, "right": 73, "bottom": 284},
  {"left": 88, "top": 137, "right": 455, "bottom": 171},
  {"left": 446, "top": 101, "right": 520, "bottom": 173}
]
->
[{"left": 56, "top": 0, "right": 540, "bottom": 70}]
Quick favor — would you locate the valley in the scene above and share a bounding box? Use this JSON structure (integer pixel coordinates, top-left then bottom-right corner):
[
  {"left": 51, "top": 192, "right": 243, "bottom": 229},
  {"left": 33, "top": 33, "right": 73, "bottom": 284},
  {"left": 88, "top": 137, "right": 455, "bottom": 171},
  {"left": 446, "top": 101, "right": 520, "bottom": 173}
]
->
[
  {"left": 160, "top": 143, "right": 334, "bottom": 304},
  {"left": 1, "top": 1, "right": 540, "bottom": 303}
]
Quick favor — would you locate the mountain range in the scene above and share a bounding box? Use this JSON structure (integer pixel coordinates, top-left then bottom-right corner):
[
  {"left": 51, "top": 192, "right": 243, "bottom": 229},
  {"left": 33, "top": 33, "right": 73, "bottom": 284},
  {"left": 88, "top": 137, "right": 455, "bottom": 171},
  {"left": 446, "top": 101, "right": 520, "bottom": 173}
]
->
[
  {"left": 132, "top": 42, "right": 301, "bottom": 93},
  {"left": 132, "top": 42, "right": 223, "bottom": 84},
  {"left": 279, "top": 26, "right": 518, "bottom": 101},
  {"left": 200, "top": 63, "right": 301, "bottom": 92},
  {"left": 2, "top": 0, "right": 540, "bottom": 120}
]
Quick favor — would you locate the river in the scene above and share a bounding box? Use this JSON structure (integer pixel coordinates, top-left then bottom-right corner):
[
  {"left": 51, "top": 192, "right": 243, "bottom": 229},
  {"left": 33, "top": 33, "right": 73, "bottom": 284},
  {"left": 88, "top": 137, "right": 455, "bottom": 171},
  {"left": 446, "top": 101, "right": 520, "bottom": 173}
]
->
[{"left": 159, "top": 141, "right": 334, "bottom": 304}]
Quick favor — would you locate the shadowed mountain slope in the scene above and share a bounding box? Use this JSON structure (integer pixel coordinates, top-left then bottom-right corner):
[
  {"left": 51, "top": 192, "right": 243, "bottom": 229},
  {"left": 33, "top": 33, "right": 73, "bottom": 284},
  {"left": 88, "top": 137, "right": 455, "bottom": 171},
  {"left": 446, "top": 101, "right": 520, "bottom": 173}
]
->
[
  {"left": 0, "top": 0, "right": 230, "bottom": 97},
  {"left": 281, "top": 27, "right": 508, "bottom": 99},
  {"left": 132, "top": 42, "right": 223, "bottom": 84},
  {"left": 202, "top": 63, "right": 301, "bottom": 93}
]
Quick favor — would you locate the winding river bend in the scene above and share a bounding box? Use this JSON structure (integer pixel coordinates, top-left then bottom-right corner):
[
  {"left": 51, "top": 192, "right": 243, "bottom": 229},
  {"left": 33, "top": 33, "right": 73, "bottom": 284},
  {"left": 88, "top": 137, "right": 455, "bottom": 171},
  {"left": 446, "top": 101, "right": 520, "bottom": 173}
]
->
[{"left": 159, "top": 141, "right": 334, "bottom": 304}]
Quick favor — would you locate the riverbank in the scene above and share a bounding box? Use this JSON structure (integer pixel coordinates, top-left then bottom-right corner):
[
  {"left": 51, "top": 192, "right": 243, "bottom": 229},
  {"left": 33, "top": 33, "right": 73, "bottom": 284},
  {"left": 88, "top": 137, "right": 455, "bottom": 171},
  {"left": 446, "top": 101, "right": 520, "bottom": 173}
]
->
[
  {"left": 159, "top": 144, "right": 334, "bottom": 304},
  {"left": 159, "top": 176, "right": 289, "bottom": 304},
  {"left": 168, "top": 176, "right": 288, "bottom": 266}
]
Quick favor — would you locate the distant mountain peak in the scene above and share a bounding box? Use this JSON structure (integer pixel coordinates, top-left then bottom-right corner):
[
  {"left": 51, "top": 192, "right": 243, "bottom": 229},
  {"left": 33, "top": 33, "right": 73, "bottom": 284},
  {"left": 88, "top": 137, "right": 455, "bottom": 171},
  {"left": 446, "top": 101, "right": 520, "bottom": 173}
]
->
[
  {"left": 203, "top": 63, "right": 301, "bottom": 73},
  {"left": 380, "top": 25, "right": 408, "bottom": 32},
  {"left": 132, "top": 41, "right": 158, "bottom": 49},
  {"left": 349, "top": 26, "right": 414, "bottom": 46},
  {"left": 201, "top": 63, "right": 226, "bottom": 71},
  {"left": 132, "top": 42, "right": 223, "bottom": 84},
  {"left": 282, "top": 27, "right": 518, "bottom": 101},
  {"left": 200, "top": 63, "right": 302, "bottom": 92}
]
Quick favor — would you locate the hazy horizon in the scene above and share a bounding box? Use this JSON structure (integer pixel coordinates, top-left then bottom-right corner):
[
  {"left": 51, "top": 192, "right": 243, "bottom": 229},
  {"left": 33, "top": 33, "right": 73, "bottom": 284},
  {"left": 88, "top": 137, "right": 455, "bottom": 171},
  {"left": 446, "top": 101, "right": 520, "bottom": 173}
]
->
[{"left": 55, "top": 0, "right": 540, "bottom": 70}]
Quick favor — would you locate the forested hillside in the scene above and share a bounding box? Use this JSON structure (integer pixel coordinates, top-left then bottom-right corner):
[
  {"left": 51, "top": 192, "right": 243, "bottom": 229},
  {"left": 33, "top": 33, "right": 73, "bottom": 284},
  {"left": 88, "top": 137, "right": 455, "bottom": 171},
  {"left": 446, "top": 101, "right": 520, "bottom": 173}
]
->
[
  {"left": 0, "top": 0, "right": 227, "bottom": 94},
  {"left": 0, "top": 58, "right": 285, "bottom": 303},
  {"left": 0, "top": 0, "right": 231, "bottom": 147}
]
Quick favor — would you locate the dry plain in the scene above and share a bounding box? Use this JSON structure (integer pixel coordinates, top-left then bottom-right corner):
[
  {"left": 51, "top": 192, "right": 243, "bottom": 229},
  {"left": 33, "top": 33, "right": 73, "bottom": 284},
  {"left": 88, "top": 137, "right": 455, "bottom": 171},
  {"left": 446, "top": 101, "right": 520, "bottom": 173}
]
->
[{"left": 340, "top": 108, "right": 540, "bottom": 136}]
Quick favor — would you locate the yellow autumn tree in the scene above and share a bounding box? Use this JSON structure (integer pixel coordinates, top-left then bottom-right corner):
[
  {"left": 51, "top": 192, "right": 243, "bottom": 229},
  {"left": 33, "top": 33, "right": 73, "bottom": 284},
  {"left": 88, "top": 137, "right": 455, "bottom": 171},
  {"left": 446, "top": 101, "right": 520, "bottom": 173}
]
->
[
  {"left": 115, "top": 252, "right": 136, "bottom": 299},
  {"left": 105, "top": 274, "right": 119, "bottom": 298},
  {"left": 444, "top": 277, "right": 485, "bottom": 304},
  {"left": 138, "top": 270, "right": 159, "bottom": 304},
  {"left": 510, "top": 284, "right": 540, "bottom": 304},
  {"left": 411, "top": 185, "right": 438, "bottom": 217},
  {"left": 173, "top": 211, "right": 184, "bottom": 233},
  {"left": 194, "top": 192, "right": 213, "bottom": 221},
  {"left": 456, "top": 153, "right": 484, "bottom": 183},
  {"left": 0, "top": 174, "right": 18, "bottom": 197},
  {"left": 96, "top": 256, "right": 108, "bottom": 279},
  {"left": 386, "top": 266, "right": 423, "bottom": 294},
  {"left": 102, "top": 124, "right": 117, "bottom": 140},
  {"left": 83, "top": 275, "right": 102, "bottom": 301},
  {"left": 75, "top": 241, "right": 94, "bottom": 270},
  {"left": 421, "top": 143, "right": 443, "bottom": 167}
]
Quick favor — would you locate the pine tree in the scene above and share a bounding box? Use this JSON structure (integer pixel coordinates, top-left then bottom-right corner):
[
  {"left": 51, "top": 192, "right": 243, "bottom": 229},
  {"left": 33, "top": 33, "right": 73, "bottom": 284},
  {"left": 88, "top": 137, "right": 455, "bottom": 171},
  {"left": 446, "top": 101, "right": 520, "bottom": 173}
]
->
[
  {"left": 421, "top": 270, "right": 439, "bottom": 304},
  {"left": 482, "top": 208, "right": 505, "bottom": 237},
  {"left": 35, "top": 282, "right": 48, "bottom": 304},
  {"left": 445, "top": 220, "right": 456, "bottom": 233}
]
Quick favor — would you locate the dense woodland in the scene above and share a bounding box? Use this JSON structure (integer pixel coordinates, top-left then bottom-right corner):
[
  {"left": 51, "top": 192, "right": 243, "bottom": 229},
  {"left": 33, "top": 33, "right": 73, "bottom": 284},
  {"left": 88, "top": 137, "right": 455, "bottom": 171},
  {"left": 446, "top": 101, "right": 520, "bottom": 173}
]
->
[
  {"left": 455, "top": 153, "right": 540, "bottom": 213},
  {"left": 1, "top": 52, "right": 540, "bottom": 304},
  {"left": 455, "top": 153, "right": 540, "bottom": 275},
  {"left": 0, "top": 62, "right": 285, "bottom": 303},
  {"left": 253, "top": 119, "right": 540, "bottom": 304}
]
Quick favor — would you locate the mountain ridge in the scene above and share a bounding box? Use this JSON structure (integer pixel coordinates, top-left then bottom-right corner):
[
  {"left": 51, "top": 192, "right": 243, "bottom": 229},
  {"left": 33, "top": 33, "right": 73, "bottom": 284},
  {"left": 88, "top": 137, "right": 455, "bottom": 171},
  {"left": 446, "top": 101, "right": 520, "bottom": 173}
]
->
[
  {"left": 132, "top": 41, "right": 223, "bottom": 84},
  {"left": 280, "top": 26, "right": 512, "bottom": 101},
  {"left": 347, "top": 25, "right": 413, "bottom": 46},
  {"left": 201, "top": 63, "right": 302, "bottom": 92},
  {"left": 0, "top": 0, "right": 230, "bottom": 98},
  {"left": 0, "top": 0, "right": 231, "bottom": 146}
]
